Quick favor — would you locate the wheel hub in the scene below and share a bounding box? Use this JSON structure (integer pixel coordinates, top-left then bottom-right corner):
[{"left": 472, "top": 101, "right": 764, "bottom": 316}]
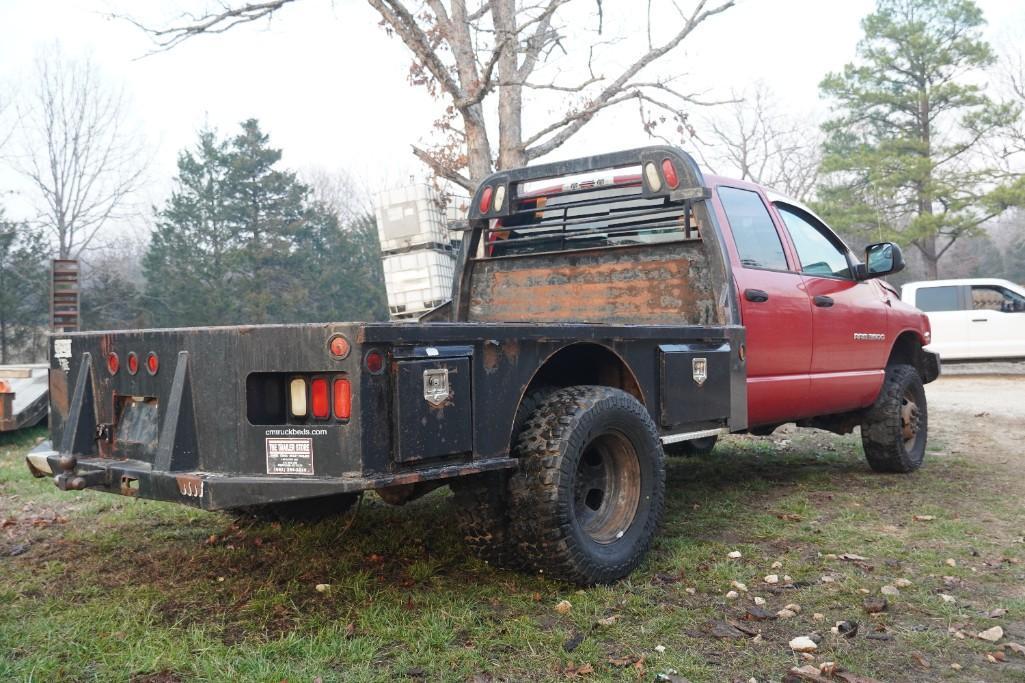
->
[
  {"left": 900, "top": 392, "right": 920, "bottom": 446},
  {"left": 573, "top": 431, "right": 641, "bottom": 544}
]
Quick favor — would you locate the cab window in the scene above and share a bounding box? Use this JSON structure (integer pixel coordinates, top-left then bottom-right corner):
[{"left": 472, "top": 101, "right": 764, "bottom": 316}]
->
[
  {"left": 971, "top": 285, "right": 1025, "bottom": 313},
  {"left": 916, "top": 286, "right": 962, "bottom": 312},
  {"left": 717, "top": 186, "right": 789, "bottom": 271},
  {"left": 776, "top": 205, "right": 852, "bottom": 279}
]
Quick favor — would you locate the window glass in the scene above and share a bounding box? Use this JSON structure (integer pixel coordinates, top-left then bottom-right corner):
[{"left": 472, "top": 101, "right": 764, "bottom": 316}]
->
[
  {"left": 971, "top": 285, "right": 1025, "bottom": 313},
  {"left": 717, "top": 187, "right": 789, "bottom": 270},
  {"left": 776, "top": 205, "right": 852, "bottom": 279},
  {"left": 916, "top": 286, "right": 961, "bottom": 312}
]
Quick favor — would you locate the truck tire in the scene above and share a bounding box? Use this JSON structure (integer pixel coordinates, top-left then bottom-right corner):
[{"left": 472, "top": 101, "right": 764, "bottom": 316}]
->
[
  {"left": 860, "top": 364, "right": 927, "bottom": 473},
  {"left": 508, "top": 386, "right": 665, "bottom": 585},
  {"left": 450, "top": 388, "right": 552, "bottom": 569},
  {"left": 664, "top": 435, "right": 717, "bottom": 456},
  {"left": 231, "top": 492, "right": 359, "bottom": 523}
]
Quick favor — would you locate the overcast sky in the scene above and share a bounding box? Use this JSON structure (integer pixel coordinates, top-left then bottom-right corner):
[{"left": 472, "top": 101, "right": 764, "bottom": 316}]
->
[{"left": 1, "top": 0, "right": 1022, "bottom": 233}]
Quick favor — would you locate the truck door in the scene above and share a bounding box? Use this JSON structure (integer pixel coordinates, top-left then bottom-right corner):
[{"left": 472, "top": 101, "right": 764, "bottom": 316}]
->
[
  {"left": 715, "top": 186, "right": 813, "bottom": 426},
  {"left": 773, "top": 203, "right": 888, "bottom": 413},
  {"left": 966, "top": 283, "right": 1025, "bottom": 359}
]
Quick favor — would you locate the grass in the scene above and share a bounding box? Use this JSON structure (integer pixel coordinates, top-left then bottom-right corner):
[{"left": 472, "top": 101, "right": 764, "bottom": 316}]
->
[{"left": 2, "top": 420, "right": 1024, "bottom": 682}]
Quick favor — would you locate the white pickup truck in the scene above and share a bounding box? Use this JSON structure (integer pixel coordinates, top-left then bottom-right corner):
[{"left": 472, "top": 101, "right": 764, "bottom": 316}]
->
[{"left": 902, "top": 278, "right": 1025, "bottom": 361}]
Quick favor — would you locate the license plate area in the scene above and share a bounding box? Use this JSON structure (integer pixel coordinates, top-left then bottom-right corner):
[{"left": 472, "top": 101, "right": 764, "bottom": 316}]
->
[{"left": 113, "top": 396, "right": 160, "bottom": 459}]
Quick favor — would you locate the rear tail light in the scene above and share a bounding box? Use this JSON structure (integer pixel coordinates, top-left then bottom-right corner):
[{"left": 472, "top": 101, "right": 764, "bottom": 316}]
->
[
  {"left": 146, "top": 352, "right": 159, "bottom": 375},
  {"left": 333, "top": 378, "right": 351, "bottom": 419},
  {"left": 289, "top": 378, "right": 307, "bottom": 417},
  {"left": 329, "top": 334, "right": 350, "bottom": 359},
  {"left": 661, "top": 158, "right": 680, "bottom": 189},
  {"left": 365, "top": 349, "right": 384, "bottom": 374},
  {"left": 107, "top": 352, "right": 119, "bottom": 375},
  {"left": 127, "top": 352, "right": 139, "bottom": 375},
  {"left": 310, "top": 378, "right": 329, "bottom": 419},
  {"left": 478, "top": 185, "right": 494, "bottom": 213},
  {"left": 492, "top": 185, "right": 507, "bottom": 212}
]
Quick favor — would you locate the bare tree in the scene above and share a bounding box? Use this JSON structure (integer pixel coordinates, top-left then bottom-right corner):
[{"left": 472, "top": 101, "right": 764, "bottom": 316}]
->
[
  {"left": 15, "top": 48, "right": 147, "bottom": 258},
  {"left": 696, "top": 83, "right": 821, "bottom": 202},
  {"left": 301, "top": 167, "right": 375, "bottom": 223},
  {"left": 128, "top": 0, "right": 734, "bottom": 190}
]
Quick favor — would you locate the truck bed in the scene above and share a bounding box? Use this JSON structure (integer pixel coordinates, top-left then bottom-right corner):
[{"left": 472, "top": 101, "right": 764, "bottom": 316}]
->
[{"left": 32, "top": 320, "right": 744, "bottom": 510}]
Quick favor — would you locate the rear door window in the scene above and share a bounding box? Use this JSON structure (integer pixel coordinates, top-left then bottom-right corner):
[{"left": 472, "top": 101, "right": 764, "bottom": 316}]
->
[
  {"left": 916, "top": 286, "right": 962, "bottom": 312},
  {"left": 717, "top": 186, "right": 789, "bottom": 271},
  {"left": 971, "top": 285, "right": 1025, "bottom": 313}
]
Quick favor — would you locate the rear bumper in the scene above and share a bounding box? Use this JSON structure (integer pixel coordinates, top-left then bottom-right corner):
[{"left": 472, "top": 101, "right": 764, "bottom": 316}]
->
[{"left": 27, "top": 440, "right": 515, "bottom": 510}]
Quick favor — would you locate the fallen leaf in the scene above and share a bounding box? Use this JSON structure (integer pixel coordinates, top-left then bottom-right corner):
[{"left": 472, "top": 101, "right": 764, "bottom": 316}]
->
[
  {"left": 744, "top": 606, "right": 777, "bottom": 621},
  {"left": 595, "top": 615, "right": 619, "bottom": 627},
  {"left": 707, "top": 621, "right": 749, "bottom": 639},
  {"left": 978, "top": 626, "right": 1004, "bottom": 642},
  {"left": 911, "top": 653, "right": 930, "bottom": 669},
  {"left": 608, "top": 654, "right": 640, "bottom": 667},
  {"left": 913, "top": 515, "right": 935, "bottom": 522},
  {"left": 554, "top": 599, "right": 572, "bottom": 615},
  {"left": 784, "top": 603, "right": 802, "bottom": 613},
  {"left": 863, "top": 596, "right": 888, "bottom": 614},
  {"left": 840, "top": 553, "right": 868, "bottom": 561},
  {"left": 731, "top": 580, "right": 748, "bottom": 592},
  {"left": 1005, "top": 643, "right": 1025, "bottom": 656},
  {"left": 789, "top": 636, "right": 818, "bottom": 653}
]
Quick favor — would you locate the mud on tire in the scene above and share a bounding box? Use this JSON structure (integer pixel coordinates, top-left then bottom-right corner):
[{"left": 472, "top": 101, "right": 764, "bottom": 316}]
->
[
  {"left": 860, "top": 364, "right": 927, "bottom": 473},
  {"left": 508, "top": 386, "right": 666, "bottom": 585}
]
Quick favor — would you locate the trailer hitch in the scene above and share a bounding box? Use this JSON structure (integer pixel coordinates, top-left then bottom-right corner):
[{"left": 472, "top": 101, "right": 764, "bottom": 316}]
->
[{"left": 52, "top": 454, "right": 107, "bottom": 491}]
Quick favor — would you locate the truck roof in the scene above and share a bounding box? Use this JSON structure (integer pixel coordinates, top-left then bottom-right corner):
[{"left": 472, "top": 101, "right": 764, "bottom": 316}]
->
[{"left": 902, "top": 278, "right": 1024, "bottom": 293}]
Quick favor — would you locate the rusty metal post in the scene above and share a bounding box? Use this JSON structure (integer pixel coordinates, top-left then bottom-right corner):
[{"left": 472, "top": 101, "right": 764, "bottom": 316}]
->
[{"left": 50, "top": 259, "right": 80, "bottom": 332}]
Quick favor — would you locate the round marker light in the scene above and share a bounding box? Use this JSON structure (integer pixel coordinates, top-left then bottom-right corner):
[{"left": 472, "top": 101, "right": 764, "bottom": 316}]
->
[
  {"left": 146, "top": 352, "right": 159, "bottom": 375},
  {"left": 127, "top": 352, "right": 139, "bottom": 375},
  {"left": 365, "top": 349, "right": 385, "bottom": 374},
  {"left": 643, "top": 162, "right": 662, "bottom": 192},
  {"left": 493, "top": 185, "right": 507, "bottom": 212},
  {"left": 329, "top": 334, "right": 350, "bottom": 359},
  {"left": 661, "top": 158, "right": 680, "bottom": 189},
  {"left": 478, "top": 185, "right": 494, "bottom": 214},
  {"left": 107, "top": 352, "right": 119, "bottom": 375}
]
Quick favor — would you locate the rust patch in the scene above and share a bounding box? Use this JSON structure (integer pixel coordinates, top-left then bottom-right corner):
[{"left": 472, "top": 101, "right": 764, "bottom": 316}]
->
[
  {"left": 502, "top": 338, "right": 520, "bottom": 364},
  {"left": 175, "top": 474, "right": 204, "bottom": 498},
  {"left": 482, "top": 340, "right": 501, "bottom": 372},
  {"left": 468, "top": 242, "right": 718, "bottom": 325},
  {"left": 49, "top": 368, "right": 70, "bottom": 418}
]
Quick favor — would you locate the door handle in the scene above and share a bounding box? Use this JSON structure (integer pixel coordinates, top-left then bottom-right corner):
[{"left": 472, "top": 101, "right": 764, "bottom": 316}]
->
[
  {"left": 813, "top": 295, "right": 834, "bottom": 308},
  {"left": 744, "top": 288, "right": 769, "bottom": 303}
]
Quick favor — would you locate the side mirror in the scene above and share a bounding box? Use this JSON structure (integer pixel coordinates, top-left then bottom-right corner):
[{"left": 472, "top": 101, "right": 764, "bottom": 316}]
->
[{"left": 860, "top": 242, "right": 905, "bottom": 279}]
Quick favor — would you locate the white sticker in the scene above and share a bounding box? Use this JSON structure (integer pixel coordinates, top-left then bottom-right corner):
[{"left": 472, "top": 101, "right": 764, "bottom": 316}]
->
[
  {"left": 54, "top": 339, "right": 72, "bottom": 358},
  {"left": 266, "top": 437, "right": 314, "bottom": 475},
  {"left": 425, "top": 347, "right": 439, "bottom": 357}
]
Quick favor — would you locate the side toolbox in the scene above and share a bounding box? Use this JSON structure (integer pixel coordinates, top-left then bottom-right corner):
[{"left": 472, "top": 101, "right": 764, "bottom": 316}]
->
[{"left": 392, "top": 346, "right": 473, "bottom": 463}]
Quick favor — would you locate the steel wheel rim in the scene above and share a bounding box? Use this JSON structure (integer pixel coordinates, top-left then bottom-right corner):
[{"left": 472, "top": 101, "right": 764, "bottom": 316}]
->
[
  {"left": 573, "top": 430, "right": 641, "bottom": 544},
  {"left": 900, "top": 390, "right": 921, "bottom": 450}
]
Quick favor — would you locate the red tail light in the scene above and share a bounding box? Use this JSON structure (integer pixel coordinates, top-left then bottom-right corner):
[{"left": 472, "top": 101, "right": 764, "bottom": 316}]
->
[
  {"left": 146, "top": 352, "right": 159, "bottom": 375},
  {"left": 127, "top": 352, "right": 139, "bottom": 375},
  {"left": 107, "top": 352, "right": 119, "bottom": 375},
  {"left": 333, "top": 378, "right": 351, "bottom": 419},
  {"left": 365, "top": 350, "right": 384, "bottom": 374},
  {"left": 662, "top": 158, "right": 680, "bottom": 189},
  {"left": 310, "top": 378, "right": 329, "bottom": 419},
  {"left": 478, "top": 185, "right": 494, "bottom": 213},
  {"left": 329, "top": 334, "right": 350, "bottom": 359}
]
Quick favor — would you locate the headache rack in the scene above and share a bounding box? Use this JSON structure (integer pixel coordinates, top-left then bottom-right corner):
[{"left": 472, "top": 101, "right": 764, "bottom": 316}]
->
[{"left": 466, "top": 146, "right": 712, "bottom": 256}]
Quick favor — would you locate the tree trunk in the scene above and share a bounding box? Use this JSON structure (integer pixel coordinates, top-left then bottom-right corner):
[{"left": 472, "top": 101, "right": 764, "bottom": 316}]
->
[{"left": 492, "top": 0, "right": 526, "bottom": 171}]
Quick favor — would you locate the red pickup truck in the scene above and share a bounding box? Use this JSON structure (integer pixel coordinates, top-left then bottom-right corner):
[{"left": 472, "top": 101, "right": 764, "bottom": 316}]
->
[{"left": 32, "top": 146, "right": 938, "bottom": 584}]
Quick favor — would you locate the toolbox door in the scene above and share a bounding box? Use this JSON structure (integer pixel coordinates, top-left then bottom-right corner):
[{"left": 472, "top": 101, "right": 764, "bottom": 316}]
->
[
  {"left": 659, "top": 343, "right": 732, "bottom": 429},
  {"left": 393, "top": 347, "right": 472, "bottom": 463}
]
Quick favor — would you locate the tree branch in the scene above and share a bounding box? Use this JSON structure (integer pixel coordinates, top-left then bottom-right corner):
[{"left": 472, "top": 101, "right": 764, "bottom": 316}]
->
[{"left": 412, "top": 145, "right": 474, "bottom": 191}]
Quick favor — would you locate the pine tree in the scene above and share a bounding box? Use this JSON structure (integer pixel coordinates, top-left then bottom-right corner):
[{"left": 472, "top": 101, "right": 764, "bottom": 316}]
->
[
  {"left": 0, "top": 212, "right": 51, "bottom": 363},
  {"left": 816, "top": 0, "right": 1022, "bottom": 279},
  {"left": 144, "top": 120, "right": 387, "bottom": 326}
]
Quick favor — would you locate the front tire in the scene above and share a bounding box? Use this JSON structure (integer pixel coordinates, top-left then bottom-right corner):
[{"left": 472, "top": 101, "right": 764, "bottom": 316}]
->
[
  {"left": 860, "top": 364, "right": 927, "bottom": 473},
  {"left": 509, "top": 386, "right": 665, "bottom": 585}
]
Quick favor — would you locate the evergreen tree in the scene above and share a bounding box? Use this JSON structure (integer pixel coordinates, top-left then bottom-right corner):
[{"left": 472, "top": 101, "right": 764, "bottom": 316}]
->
[
  {"left": 144, "top": 120, "right": 387, "bottom": 326},
  {"left": 0, "top": 212, "right": 51, "bottom": 363},
  {"left": 816, "top": 0, "right": 1023, "bottom": 279}
]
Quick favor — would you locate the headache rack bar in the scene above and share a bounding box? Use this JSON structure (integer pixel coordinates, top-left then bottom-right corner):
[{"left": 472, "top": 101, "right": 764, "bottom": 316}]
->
[{"left": 467, "top": 146, "right": 712, "bottom": 255}]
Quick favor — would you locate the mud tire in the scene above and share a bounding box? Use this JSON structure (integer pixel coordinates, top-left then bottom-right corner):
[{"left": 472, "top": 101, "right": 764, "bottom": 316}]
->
[
  {"left": 508, "top": 386, "right": 665, "bottom": 585},
  {"left": 861, "top": 364, "right": 927, "bottom": 473},
  {"left": 449, "top": 389, "right": 552, "bottom": 569}
]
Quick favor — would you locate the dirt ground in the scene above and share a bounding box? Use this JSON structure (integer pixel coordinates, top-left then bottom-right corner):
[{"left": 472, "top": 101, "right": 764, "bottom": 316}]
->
[{"left": 926, "top": 362, "right": 1025, "bottom": 422}]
